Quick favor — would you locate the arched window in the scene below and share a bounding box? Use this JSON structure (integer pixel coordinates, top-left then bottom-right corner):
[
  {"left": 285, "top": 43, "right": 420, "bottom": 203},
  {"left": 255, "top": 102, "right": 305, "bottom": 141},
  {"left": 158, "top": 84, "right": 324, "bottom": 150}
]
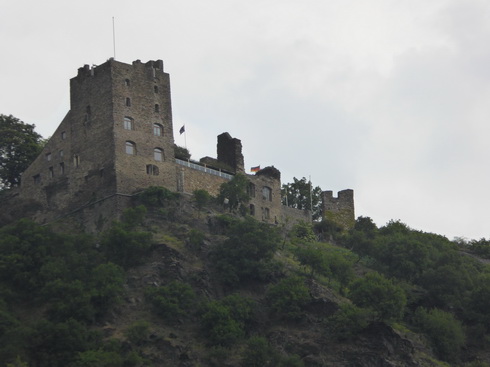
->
[
  {"left": 146, "top": 164, "right": 159, "bottom": 176},
  {"left": 154, "top": 148, "right": 163, "bottom": 161},
  {"left": 125, "top": 141, "right": 136, "bottom": 155},
  {"left": 153, "top": 123, "right": 163, "bottom": 136},
  {"left": 154, "top": 85, "right": 159, "bottom": 93},
  {"left": 125, "top": 79, "right": 130, "bottom": 86},
  {"left": 262, "top": 186, "right": 272, "bottom": 201},
  {"left": 124, "top": 117, "right": 134, "bottom": 130}
]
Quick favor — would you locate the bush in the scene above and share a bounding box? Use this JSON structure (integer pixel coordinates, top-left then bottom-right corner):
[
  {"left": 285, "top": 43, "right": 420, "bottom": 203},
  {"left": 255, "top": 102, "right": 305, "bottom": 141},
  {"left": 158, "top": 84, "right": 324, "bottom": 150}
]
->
[
  {"left": 124, "top": 320, "right": 150, "bottom": 346},
  {"left": 242, "top": 336, "right": 273, "bottom": 367},
  {"left": 146, "top": 281, "right": 196, "bottom": 321},
  {"left": 325, "top": 303, "right": 370, "bottom": 340},
  {"left": 266, "top": 276, "right": 311, "bottom": 320},
  {"left": 200, "top": 294, "right": 255, "bottom": 347},
  {"left": 136, "top": 186, "right": 180, "bottom": 207},
  {"left": 414, "top": 307, "right": 465, "bottom": 362},
  {"left": 349, "top": 272, "right": 406, "bottom": 322}
]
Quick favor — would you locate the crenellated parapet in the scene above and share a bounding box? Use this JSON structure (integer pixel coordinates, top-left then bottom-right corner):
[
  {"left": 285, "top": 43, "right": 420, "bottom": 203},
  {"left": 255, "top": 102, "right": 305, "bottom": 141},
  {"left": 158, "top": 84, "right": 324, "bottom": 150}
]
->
[{"left": 322, "top": 189, "right": 355, "bottom": 229}]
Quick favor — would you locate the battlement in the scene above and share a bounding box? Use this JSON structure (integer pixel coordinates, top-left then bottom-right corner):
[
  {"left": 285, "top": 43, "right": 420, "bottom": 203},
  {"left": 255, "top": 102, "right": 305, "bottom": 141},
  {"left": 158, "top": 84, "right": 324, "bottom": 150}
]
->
[{"left": 322, "top": 189, "right": 355, "bottom": 229}]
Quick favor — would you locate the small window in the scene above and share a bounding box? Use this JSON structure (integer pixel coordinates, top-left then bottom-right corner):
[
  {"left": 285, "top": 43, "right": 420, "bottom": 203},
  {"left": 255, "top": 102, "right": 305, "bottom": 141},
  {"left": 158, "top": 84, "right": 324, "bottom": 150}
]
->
[
  {"left": 33, "top": 174, "right": 41, "bottom": 184},
  {"left": 154, "top": 148, "right": 163, "bottom": 161},
  {"left": 146, "top": 164, "right": 159, "bottom": 176},
  {"left": 59, "top": 162, "right": 65, "bottom": 175},
  {"left": 46, "top": 153, "right": 52, "bottom": 161},
  {"left": 263, "top": 207, "right": 270, "bottom": 220},
  {"left": 59, "top": 150, "right": 64, "bottom": 158},
  {"left": 49, "top": 166, "right": 54, "bottom": 178},
  {"left": 247, "top": 182, "right": 256, "bottom": 198},
  {"left": 73, "top": 155, "right": 80, "bottom": 167},
  {"left": 154, "top": 104, "right": 160, "bottom": 113},
  {"left": 153, "top": 123, "right": 163, "bottom": 136},
  {"left": 125, "top": 141, "right": 136, "bottom": 155},
  {"left": 154, "top": 85, "right": 159, "bottom": 93},
  {"left": 61, "top": 131, "right": 66, "bottom": 140},
  {"left": 262, "top": 186, "right": 272, "bottom": 201},
  {"left": 249, "top": 204, "right": 255, "bottom": 216},
  {"left": 125, "top": 79, "right": 130, "bottom": 86},
  {"left": 125, "top": 97, "right": 131, "bottom": 107},
  {"left": 124, "top": 117, "right": 134, "bottom": 130}
]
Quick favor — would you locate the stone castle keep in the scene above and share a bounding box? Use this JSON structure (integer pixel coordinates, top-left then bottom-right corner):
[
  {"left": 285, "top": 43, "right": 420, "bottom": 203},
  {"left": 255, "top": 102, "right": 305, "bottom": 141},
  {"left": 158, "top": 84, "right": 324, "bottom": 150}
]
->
[{"left": 16, "top": 58, "right": 354, "bottom": 230}]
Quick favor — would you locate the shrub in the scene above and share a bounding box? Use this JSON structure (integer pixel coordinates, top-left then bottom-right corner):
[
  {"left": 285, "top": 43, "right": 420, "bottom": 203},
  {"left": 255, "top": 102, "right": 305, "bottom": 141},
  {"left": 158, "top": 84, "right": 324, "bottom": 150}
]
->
[
  {"left": 325, "top": 303, "right": 370, "bottom": 340},
  {"left": 124, "top": 320, "right": 150, "bottom": 346},
  {"left": 266, "top": 276, "right": 311, "bottom": 320},
  {"left": 242, "top": 336, "right": 273, "bottom": 367},
  {"left": 146, "top": 281, "right": 196, "bottom": 321},
  {"left": 414, "top": 307, "right": 465, "bottom": 362}
]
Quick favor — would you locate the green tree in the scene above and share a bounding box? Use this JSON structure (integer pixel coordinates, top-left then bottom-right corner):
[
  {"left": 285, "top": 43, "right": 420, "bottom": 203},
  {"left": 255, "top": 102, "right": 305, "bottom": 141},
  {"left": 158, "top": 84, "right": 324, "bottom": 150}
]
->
[
  {"left": 210, "top": 217, "right": 280, "bottom": 286},
  {"left": 281, "top": 177, "right": 322, "bottom": 220},
  {"left": 242, "top": 336, "right": 273, "bottom": 367},
  {"left": 325, "top": 303, "right": 371, "bottom": 340},
  {"left": 349, "top": 272, "right": 406, "bottom": 322},
  {"left": 293, "top": 245, "right": 330, "bottom": 278},
  {"left": 193, "top": 189, "right": 211, "bottom": 217},
  {"left": 0, "top": 114, "right": 44, "bottom": 189},
  {"left": 145, "top": 281, "right": 196, "bottom": 321},
  {"left": 218, "top": 174, "right": 250, "bottom": 213},
  {"left": 200, "top": 294, "right": 255, "bottom": 347},
  {"left": 414, "top": 307, "right": 465, "bottom": 363},
  {"left": 266, "top": 276, "right": 311, "bottom": 320}
]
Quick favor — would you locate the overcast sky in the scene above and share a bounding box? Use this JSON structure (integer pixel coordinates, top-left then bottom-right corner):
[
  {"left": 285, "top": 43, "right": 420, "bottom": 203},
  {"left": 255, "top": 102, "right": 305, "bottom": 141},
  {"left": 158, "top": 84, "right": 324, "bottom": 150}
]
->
[{"left": 1, "top": 0, "right": 489, "bottom": 240}]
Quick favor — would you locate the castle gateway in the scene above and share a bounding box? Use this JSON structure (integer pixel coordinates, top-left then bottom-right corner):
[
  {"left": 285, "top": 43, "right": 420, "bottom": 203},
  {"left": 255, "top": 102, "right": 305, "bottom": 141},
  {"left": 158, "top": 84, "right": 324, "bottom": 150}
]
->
[{"left": 17, "top": 58, "right": 354, "bottom": 230}]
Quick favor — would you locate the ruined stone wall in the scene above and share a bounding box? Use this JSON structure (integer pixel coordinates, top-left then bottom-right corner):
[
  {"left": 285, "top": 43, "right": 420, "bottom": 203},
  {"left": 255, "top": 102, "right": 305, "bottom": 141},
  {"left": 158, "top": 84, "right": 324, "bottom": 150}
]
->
[
  {"left": 322, "top": 189, "right": 355, "bottom": 229},
  {"left": 217, "top": 132, "right": 244, "bottom": 173}
]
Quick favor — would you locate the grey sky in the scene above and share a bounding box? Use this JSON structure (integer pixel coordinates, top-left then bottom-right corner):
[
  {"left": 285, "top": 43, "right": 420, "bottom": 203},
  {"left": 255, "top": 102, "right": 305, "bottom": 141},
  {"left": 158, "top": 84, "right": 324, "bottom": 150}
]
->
[{"left": 1, "top": 0, "right": 489, "bottom": 240}]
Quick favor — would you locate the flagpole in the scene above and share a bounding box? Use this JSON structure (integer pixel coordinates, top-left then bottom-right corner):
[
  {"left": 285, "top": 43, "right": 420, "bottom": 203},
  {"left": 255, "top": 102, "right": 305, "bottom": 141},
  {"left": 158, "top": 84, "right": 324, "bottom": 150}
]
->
[
  {"left": 184, "top": 125, "right": 187, "bottom": 150},
  {"left": 112, "top": 17, "right": 116, "bottom": 60},
  {"left": 309, "top": 175, "right": 313, "bottom": 221}
]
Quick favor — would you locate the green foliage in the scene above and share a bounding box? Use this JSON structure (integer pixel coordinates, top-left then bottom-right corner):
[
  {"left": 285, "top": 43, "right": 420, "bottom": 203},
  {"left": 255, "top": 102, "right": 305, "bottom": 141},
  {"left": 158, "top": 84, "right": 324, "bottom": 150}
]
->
[
  {"left": 281, "top": 177, "right": 322, "bottom": 220},
  {"left": 414, "top": 307, "right": 465, "bottom": 363},
  {"left": 325, "top": 303, "right": 371, "bottom": 340},
  {"left": 349, "top": 272, "right": 406, "bottom": 322},
  {"left": 0, "top": 114, "right": 44, "bottom": 189},
  {"left": 28, "top": 319, "right": 101, "bottom": 367},
  {"left": 73, "top": 349, "right": 123, "bottom": 367},
  {"left": 293, "top": 245, "right": 330, "bottom": 278},
  {"left": 266, "top": 276, "right": 311, "bottom": 320},
  {"left": 136, "top": 186, "right": 180, "bottom": 207},
  {"left": 290, "top": 221, "right": 316, "bottom": 242},
  {"left": 187, "top": 229, "right": 205, "bottom": 251},
  {"left": 193, "top": 189, "right": 212, "bottom": 217},
  {"left": 218, "top": 174, "right": 250, "bottom": 213},
  {"left": 174, "top": 144, "right": 191, "bottom": 160},
  {"left": 146, "top": 281, "right": 196, "bottom": 321},
  {"left": 242, "top": 336, "right": 273, "bottom": 367},
  {"left": 124, "top": 320, "right": 150, "bottom": 346},
  {"left": 210, "top": 216, "right": 280, "bottom": 286},
  {"left": 120, "top": 205, "right": 147, "bottom": 229},
  {"left": 101, "top": 222, "right": 152, "bottom": 268},
  {"left": 313, "top": 218, "right": 343, "bottom": 241},
  {"left": 200, "top": 294, "right": 255, "bottom": 347}
]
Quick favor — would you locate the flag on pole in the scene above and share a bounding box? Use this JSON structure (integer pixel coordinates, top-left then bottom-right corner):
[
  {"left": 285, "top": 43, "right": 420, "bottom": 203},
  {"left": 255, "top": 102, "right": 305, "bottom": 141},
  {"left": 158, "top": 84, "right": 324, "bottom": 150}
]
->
[
  {"left": 250, "top": 165, "right": 260, "bottom": 172},
  {"left": 179, "top": 125, "right": 185, "bottom": 135}
]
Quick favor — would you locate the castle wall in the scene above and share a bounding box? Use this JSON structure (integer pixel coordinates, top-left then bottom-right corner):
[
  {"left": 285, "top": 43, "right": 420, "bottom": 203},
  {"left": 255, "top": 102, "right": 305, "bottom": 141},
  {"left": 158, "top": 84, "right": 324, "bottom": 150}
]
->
[
  {"left": 322, "top": 189, "right": 355, "bottom": 229},
  {"left": 176, "top": 165, "right": 229, "bottom": 197}
]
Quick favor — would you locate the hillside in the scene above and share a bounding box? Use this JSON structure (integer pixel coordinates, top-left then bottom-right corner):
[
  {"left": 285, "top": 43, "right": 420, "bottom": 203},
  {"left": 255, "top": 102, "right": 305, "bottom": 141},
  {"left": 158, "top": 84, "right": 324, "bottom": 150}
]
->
[{"left": 1, "top": 187, "right": 490, "bottom": 367}]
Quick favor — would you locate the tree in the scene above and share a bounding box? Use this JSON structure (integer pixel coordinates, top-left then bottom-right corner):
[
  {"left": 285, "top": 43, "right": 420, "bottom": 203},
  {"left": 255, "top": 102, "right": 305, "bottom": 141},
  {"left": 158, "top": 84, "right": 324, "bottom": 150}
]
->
[
  {"left": 193, "top": 189, "right": 211, "bottom": 217},
  {"left": 349, "top": 272, "right": 406, "bottom": 322},
  {"left": 218, "top": 174, "right": 250, "bottom": 213},
  {"left": 266, "top": 276, "right": 311, "bottom": 320},
  {"left": 281, "top": 177, "right": 322, "bottom": 220},
  {"left": 0, "top": 114, "right": 44, "bottom": 189}
]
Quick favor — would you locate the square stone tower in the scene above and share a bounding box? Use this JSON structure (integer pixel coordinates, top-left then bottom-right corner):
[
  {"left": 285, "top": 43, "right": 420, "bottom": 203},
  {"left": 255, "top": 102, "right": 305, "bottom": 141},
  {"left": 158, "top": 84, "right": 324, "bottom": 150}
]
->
[{"left": 20, "top": 59, "right": 176, "bottom": 215}]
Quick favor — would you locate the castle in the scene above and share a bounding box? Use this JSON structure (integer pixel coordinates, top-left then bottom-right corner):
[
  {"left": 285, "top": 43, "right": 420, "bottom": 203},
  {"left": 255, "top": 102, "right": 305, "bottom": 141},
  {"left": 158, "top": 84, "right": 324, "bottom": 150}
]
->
[{"left": 15, "top": 58, "right": 354, "bottom": 231}]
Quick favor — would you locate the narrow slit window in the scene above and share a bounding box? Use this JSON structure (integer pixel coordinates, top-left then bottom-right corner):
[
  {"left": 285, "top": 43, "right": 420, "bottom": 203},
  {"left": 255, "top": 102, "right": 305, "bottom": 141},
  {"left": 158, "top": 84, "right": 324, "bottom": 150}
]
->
[
  {"left": 59, "top": 162, "right": 65, "bottom": 175},
  {"left": 125, "top": 97, "right": 131, "bottom": 107},
  {"left": 49, "top": 167, "right": 54, "bottom": 178},
  {"left": 154, "top": 104, "right": 160, "bottom": 113},
  {"left": 125, "top": 79, "right": 130, "bottom": 86}
]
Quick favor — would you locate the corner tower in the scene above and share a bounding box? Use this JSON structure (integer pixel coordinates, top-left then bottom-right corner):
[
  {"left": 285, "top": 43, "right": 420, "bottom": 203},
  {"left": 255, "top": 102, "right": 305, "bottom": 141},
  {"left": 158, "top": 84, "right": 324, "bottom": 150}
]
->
[{"left": 20, "top": 59, "right": 176, "bottom": 217}]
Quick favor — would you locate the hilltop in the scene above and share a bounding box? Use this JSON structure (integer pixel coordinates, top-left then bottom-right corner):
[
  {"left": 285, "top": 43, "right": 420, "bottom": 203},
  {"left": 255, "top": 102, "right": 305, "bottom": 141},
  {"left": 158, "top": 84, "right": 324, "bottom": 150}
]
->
[{"left": 1, "top": 185, "right": 490, "bottom": 367}]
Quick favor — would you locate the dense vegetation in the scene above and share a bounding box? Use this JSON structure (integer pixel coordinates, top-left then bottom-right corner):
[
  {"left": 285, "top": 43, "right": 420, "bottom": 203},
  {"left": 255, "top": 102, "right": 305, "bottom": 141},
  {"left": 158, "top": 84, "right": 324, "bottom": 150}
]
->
[{"left": 2, "top": 184, "right": 490, "bottom": 366}]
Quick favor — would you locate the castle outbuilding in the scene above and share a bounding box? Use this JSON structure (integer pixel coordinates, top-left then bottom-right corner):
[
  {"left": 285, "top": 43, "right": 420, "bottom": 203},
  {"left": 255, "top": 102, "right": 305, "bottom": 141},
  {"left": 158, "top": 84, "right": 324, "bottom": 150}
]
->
[{"left": 16, "top": 58, "right": 354, "bottom": 231}]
